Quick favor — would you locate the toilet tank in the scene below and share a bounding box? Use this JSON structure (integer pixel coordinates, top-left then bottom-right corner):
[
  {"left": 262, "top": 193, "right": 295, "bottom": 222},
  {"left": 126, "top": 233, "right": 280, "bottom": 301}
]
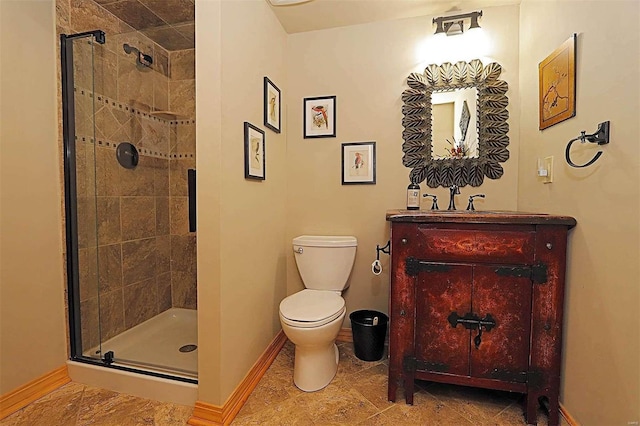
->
[{"left": 293, "top": 235, "right": 357, "bottom": 292}]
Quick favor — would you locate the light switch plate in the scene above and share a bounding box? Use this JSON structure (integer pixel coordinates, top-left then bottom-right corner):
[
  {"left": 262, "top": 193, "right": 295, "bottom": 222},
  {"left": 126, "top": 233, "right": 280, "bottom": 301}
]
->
[{"left": 543, "top": 156, "right": 554, "bottom": 184}]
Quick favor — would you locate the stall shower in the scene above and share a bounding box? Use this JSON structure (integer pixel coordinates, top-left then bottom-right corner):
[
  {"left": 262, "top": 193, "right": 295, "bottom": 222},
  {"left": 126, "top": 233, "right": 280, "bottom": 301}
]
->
[{"left": 59, "top": 0, "right": 196, "bottom": 381}]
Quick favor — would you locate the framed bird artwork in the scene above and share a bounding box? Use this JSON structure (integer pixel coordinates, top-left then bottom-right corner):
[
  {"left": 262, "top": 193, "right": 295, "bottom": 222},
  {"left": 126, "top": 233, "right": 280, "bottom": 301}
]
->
[
  {"left": 264, "top": 76, "right": 281, "bottom": 133},
  {"left": 244, "top": 122, "right": 265, "bottom": 180},
  {"left": 303, "top": 95, "right": 336, "bottom": 138},
  {"left": 341, "top": 141, "right": 376, "bottom": 185}
]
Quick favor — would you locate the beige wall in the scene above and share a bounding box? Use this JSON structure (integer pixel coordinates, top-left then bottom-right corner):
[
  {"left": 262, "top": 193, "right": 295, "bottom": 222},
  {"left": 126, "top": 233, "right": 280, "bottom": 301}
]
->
[
  {"left": 196, "top": 0, "right": 288, "bottom": 404},
  {"left": 195, "top": 0, "right": 222, "bottom": 404},
  {"left": 0, "top": 0, "right": 68, "bottom": 393},
  {"left": 285, "top": 5, "right": 521, "bottom": 325},
  {"left": 517, "top": 0, "right": 640, "bottom": 423},
  {"left": 4, "top": 2, "right": 639, "bottom": 420}
]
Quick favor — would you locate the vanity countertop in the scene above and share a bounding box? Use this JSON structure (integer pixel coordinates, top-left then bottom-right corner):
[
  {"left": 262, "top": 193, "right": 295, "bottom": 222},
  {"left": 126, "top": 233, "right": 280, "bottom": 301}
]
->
[{"left": 386, "top": 210, "right": 577, "bottom": 228}]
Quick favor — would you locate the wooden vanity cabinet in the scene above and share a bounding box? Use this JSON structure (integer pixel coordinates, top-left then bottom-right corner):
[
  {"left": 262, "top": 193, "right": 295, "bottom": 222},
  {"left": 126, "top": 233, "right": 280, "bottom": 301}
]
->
[{"left": 386, "top": 211, "right": 576, "bottom": 426}]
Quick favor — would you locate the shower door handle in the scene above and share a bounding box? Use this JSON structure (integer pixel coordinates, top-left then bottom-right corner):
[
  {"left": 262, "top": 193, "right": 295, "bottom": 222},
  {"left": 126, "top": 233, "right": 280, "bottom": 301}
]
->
[{"left": 188, "top": 169, "right": 196, "bottom": 232}]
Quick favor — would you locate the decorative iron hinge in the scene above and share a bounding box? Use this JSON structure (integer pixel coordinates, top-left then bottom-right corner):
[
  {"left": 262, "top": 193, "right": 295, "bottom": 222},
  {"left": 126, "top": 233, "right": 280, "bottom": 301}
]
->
[
  {"left": 494, "top": 262, "right": 548, "bottom": 284},
  {"left": 531, "top": 263, "right": 548, "bottom": 284},
  {"left": 405, "top": 257, "right": 452, "bottom": 276},
  {"left": 403, "top": 356, "right": 448, "bottom": 373},
  {"left": 490, "top": 369, "right": 543, "bottom": 386}
]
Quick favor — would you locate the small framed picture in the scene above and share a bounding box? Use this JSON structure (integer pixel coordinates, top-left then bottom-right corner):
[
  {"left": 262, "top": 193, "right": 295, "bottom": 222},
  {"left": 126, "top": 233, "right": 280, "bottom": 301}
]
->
[
  {"left": 341, "top": 142, "right": 376, "bottom": 185},
  {"left": 264, "top": 77, "right": 281, "bottom": 133},
  {"left": 244, "top": 122, "right": 265, "bottom": 180},
  {"left": 303, "top": 95, "right": 336, "bottom": 138}
]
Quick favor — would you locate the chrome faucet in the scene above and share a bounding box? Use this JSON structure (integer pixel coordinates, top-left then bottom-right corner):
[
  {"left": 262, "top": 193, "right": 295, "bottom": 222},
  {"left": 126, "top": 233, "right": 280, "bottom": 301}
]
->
[{"left": 448, "top": 185, "right": 460, "bottom": 210}]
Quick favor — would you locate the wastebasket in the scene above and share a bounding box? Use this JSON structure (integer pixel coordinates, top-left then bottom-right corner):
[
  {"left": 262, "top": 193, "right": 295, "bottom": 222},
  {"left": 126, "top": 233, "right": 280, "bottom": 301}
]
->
[{"left": 349, "top": 310, "right": 388, "bottom": 361}]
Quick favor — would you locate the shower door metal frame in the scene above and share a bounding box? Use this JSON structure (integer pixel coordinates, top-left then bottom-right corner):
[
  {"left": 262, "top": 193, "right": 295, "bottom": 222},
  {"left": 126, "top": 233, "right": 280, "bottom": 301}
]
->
[{"left": 60, "top": 31, "right": 197, "bottom": 384}]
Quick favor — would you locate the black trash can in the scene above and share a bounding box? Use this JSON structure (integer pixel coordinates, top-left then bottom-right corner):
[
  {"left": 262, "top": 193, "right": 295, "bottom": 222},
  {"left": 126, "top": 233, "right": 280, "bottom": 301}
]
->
[{"left": 350, "top": 310, "right": 388, "bottom": 361}]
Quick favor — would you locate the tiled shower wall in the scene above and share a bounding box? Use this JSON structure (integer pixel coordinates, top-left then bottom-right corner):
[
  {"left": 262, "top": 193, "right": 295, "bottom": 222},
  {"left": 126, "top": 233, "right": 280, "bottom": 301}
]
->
[{"left": 57, "top": 0, "right": 196, "bottom": 352}]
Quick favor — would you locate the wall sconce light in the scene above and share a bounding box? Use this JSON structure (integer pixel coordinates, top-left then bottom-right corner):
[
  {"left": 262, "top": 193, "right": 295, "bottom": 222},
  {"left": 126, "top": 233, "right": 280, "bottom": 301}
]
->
[{"left": 433, "top": 11, "right": 482, "bottom": 36}]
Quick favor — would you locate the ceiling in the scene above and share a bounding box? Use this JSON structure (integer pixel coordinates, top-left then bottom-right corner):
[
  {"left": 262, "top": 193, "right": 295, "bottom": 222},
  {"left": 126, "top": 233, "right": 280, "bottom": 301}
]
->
[
  {"left": 93, "top": 0, "right": 194, "bottom": 51},
  {"left": 92, "top": 0, "right": 520, "bottom": 50},
  {"left": 268, "top": 0, "right": 520, "bottom": 34}
]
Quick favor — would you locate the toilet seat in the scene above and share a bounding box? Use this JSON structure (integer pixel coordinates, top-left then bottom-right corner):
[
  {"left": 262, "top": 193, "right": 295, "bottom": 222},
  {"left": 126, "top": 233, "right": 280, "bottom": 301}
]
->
[{"left": 279, "top": 290, "right": 345, "bottom": 328}]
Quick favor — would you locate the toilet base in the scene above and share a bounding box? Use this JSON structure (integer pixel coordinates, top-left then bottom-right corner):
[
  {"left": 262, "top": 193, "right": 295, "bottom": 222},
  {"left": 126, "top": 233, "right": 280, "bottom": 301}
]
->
[
  {"left": 280, "top": 309, "right": 345, "bottom": 392},
  {"left": 293, "top": 342, "right": 339, "bottom": 392}
]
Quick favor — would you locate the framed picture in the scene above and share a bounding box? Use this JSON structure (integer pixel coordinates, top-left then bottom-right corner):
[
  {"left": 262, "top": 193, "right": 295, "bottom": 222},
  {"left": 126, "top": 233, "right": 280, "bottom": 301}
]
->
[
  {"left": 303, "top": 95, "right": 336, "bottom": 138},
  {"left": 244, "top": 122, "right": 265, "bottom": 180},
  {"left": 263, "top": 77, "right": 281, "bottom": 133},
  {"left": 539, "top": 34, "right": 576, "bottom": 130},
  {"left": 341, "top": 142, "right": 376, "bottom": 185}
]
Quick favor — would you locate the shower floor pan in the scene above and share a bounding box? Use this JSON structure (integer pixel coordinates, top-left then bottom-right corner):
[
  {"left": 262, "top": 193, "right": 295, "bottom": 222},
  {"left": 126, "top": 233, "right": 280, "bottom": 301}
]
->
[{"left": 85, "top": 308, "right": 198, "bottom": 379}]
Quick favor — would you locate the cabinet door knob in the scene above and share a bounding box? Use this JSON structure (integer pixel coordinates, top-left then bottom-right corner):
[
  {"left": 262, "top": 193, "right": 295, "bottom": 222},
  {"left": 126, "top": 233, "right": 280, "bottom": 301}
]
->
[
  {"left": 546, "top": 242, "right": 553, "bottom": 250},
  {"left": 401, "top": 238, "right": 408, "bottom": 245},
  {"left": 400, "top": 309, "right": 406, "bottom": 316}
]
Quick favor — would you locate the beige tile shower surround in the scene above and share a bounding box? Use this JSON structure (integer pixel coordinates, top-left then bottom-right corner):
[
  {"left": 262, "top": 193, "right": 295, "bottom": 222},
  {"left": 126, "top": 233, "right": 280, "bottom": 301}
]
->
[
  {"left": 57, "top": 0, "right": 197, "bottom": 352},
  {"left": 1, "top": 341, "right": 565, "bottom": 425}
]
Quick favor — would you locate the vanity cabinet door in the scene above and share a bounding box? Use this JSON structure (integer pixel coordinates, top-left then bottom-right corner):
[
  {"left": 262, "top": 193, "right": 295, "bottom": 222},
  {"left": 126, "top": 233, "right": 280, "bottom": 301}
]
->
[
  {"left": 415, "top": 264, "right": 472, "bottom": 376},
  {"left": 470, "top": 265, "right": 532, "bottom": 381}
]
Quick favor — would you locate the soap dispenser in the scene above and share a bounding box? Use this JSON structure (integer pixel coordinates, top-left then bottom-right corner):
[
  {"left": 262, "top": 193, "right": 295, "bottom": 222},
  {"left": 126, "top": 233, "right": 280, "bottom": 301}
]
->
[{"left": 406, "top": 181, "right": 420, "bottom": 210}]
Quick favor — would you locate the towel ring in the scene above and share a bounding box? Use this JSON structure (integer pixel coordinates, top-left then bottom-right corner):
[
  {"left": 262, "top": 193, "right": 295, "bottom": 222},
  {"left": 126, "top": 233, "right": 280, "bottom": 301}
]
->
[{"left": 565, "top": 121, "right": 610, "bottom": 168}]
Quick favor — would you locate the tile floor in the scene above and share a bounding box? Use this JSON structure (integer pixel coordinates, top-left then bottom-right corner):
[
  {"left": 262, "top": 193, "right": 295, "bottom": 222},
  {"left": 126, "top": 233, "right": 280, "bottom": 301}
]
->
[
  {"left": 1, "top": 340, "right": 566, "bottom": 425},
  {"left": 0, "top": 381, "right": 192, "bottom": 426}
]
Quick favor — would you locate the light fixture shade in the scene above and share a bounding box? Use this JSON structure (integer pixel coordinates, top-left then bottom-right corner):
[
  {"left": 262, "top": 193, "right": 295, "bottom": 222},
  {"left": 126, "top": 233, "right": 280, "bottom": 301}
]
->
[
  {"left": 445, "top": 20, "right": 464, "bottom": 36},
  {"left": 268, "top": 0, "right": 312, "bottom": 5},
  {"left": 432, "top": 10, "right": 482, "bottom": 36},
  {"left": 433, "top": 18, "right": 446, "bottom": 35}
]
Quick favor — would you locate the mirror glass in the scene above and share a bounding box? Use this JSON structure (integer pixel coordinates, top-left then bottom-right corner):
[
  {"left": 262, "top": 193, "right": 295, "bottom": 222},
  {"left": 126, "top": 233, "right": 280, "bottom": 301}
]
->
[
  {"left": 401, "top": 59, "right": 510, "bottom": 188},
  {"left": 431, "top": 88, "right": 478, "bottom": 159}
]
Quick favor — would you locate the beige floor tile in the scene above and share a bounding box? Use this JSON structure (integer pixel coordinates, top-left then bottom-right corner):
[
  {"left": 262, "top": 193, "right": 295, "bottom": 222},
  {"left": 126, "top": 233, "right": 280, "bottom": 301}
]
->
[
  {"left": 232, "top": 395, "right": 317, "bottom": 426},
  {"left": 291, "top": 382, "right": 379, "bottom": 425},
  {"left": 235, "top": 362, "right": 299, "bottom": 418},
  {"left": 488, "top": 401, "right": 563, "bottom": 426},
  {"left": 4, "top": 382, "right": 85, "bottom": 426},
  {"left": 425, "top": 382, "right": 519, "bottom": 423},
  {"left": 357, "top": 390, "right": 474, "bottom": 426},
  {"left": 153, "top": 402, "right": 192, "bottom": 425},
  {"left": 348, "top": 363, "right": 396, "bottom": 411},
  {"left": 76, "top": 386, "right": 158, "bottom": 426},
  {"left": 3, "top": 340, "right": 564, "bottom": 426},
  {"left": 335, "top": 343, "right": 385, "bottom": 380}
]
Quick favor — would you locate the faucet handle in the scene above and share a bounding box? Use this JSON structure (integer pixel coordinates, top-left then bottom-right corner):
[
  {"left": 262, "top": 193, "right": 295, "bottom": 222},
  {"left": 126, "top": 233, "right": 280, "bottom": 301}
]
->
[
  {"left": 423, "top": 194, "right": 439, "bottom": 210},
  {"left": 466, "top": 194, "right": 486, "bottom": 211}
]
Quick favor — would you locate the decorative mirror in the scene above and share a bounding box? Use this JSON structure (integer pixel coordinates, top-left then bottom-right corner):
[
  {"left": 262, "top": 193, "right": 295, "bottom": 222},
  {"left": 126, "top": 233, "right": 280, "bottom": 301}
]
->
[{"left": 401, "top": 59, "right": 509, "bottom": 187}]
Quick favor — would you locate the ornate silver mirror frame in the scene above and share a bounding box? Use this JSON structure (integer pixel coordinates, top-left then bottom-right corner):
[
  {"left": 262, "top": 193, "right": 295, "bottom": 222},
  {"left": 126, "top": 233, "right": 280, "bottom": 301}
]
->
[{"left": 401, "top": 59, "right": 509, "bottom": 187}]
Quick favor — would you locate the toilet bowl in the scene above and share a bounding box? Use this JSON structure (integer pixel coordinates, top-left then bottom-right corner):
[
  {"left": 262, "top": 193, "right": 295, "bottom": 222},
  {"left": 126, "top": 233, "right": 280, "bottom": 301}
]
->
[{"left": 279, "top": 235, "right": 357, "bottom": 392}]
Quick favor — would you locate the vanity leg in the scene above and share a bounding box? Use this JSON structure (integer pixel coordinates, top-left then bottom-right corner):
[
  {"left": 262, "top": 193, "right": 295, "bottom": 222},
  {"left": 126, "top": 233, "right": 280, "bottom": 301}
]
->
[
  {"left": 404, "top": 375, "right": 415, "bottom": 405},
  {"left": 547, "top": 392, "right": 560, "bottom": 426},
  {"left": 388, "top": 378, "right": 397, "bottom": 402},
  {"left": 525, "top": 392, "right": 539, "bottom": 425}
]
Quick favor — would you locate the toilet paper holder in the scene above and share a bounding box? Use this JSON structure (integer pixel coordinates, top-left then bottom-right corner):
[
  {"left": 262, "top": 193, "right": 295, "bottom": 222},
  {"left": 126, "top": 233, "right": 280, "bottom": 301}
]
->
[
  {"left": 372, "top": 240, "right": 391, "bottom": 275},
  {"left": 376, "top": 240, "right": 390, "bottom": 259}
]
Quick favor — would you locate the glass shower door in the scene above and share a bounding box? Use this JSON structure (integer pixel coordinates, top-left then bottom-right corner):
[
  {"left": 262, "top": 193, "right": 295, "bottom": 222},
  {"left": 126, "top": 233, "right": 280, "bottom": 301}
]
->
[{"left": 62, "top": 32, "right": 103, "bottom": 362}]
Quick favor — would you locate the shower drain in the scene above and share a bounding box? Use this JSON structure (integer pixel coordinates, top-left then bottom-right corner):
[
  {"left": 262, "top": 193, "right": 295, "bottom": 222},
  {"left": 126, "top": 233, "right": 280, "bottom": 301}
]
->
[{"left": 179, "top": 344, "right": 197, "bottom": 353}]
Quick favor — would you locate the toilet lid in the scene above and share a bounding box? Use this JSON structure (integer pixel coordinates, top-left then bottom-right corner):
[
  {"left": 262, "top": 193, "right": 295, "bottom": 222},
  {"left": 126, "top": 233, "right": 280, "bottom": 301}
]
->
[{"left": 279, "top": 290, "right": 345, "bottom": 323}]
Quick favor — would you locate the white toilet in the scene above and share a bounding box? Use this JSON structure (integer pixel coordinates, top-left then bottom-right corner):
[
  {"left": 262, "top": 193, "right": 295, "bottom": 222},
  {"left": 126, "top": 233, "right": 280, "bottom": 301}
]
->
[{"left": 279, "top": 235, "right": 357, "bottom": 392}]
